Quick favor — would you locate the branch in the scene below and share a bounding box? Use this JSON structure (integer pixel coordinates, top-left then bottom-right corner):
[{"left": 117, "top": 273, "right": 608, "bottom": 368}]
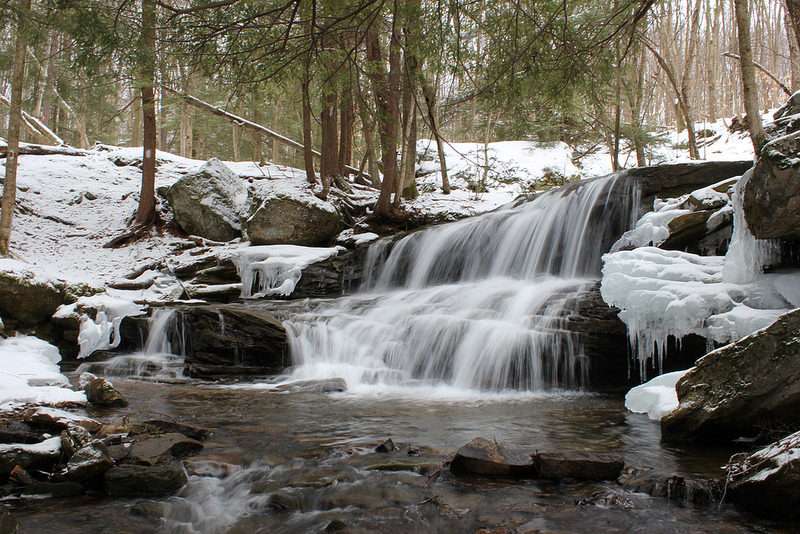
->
[{"left": 722, "top": 52, "right": 792, "bottom": 97}]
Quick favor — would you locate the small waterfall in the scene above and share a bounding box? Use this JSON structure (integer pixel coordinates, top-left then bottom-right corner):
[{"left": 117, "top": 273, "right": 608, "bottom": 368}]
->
[
  {"left": 285, "top": 176, "right": 639, "bottom": 393},
  {"left": 77, "top": 309, "right": 186, "bottom": 380}
]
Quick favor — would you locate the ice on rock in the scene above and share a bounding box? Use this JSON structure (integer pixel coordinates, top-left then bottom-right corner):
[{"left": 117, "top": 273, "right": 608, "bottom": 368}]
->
[
  {"left": 69, "top": 293, "right": 147, "bottom": 359},
  {"left": 625, "top": 369, "right": 689, "bottom": 420},
  {"left": 610, "top": 196, "right": 691, "bottom": 251},
  {"left": 231, "top": 244, "right": 342, "bottom": 298},
  {"left": 603, "top": 177, "right": 798, "bottom": 380}
]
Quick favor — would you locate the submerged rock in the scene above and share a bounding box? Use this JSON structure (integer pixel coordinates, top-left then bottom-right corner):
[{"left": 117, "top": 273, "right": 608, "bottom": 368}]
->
[
  {"left": 104, "top": 462, "right": 188, "bottom": 498},
  {"left": 727, "top": 430, "right": 800, "bottom": 520},
  {"left": 128, "top": 432, "right": 203, "bottom": 465},
  {"left": 532, "top": 452, "right": 623, "bottom": 481},
  {"left": 661, "top": 308, "right": 800, "bottom": 442},
  {"left": 618, "top": 467, "right": 722, "bottom": 507},
  {"left": 272, "top": 378, "right": 347, "bottom": 394},
  {"left": 166, "top": 159, "right": 248, "bottom": 242},
  {"left": 450, "top": 437, "right": 534, "bottom": 478}
]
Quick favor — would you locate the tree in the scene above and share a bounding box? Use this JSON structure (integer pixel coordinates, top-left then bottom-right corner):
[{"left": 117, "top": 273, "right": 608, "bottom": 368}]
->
[
  {"left": 0, "top": 0, "right": 32, "bottom": 256},
  {"left": 135, "top": 0, "right": 158, "bottom": 225},
  {"left": 734, "top": 0, "right": 766, "bottom": 151}
]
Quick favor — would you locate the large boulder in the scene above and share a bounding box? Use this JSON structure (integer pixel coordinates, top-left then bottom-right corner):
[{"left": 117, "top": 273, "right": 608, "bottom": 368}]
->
[
  {"left": 727, "top": 430, "right": 800, "bottom": 520},
  {"left": 743, "top": 139, "right": 800, "bottom": 241},
  {"left": 245, "top": 188, "right": 341, "bottom": 246},
  {"left": 450, "top": 437, "right": 534, "bottom": 478},
  {"left": 0, "top": 259, "right": 64, "bottom": 326},
  {"left": 165, "top": 159, "right": 249, "bottom": 242},
  {"left": 104, "top": 462, "right": 188, "bottom": 498},
  {"left": 661, "top": 308, "right": 800, "bottom": 442},
  {"left": 179, "top": 304, "right": 289, "bottom": 377}
]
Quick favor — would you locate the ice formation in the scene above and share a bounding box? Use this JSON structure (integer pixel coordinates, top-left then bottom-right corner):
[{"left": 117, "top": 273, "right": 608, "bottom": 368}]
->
[
  {"left": 60, "top": 294, "right": 147, "bottom": 359},
  {"left": 602, "top": 175, "right": 795, "bottom": 378},
  {"left": 624, "top": 369, "right": 689, "bottom": 420},
  {"left": 231, "top": 245, "right": 342, "bottom": 298}
]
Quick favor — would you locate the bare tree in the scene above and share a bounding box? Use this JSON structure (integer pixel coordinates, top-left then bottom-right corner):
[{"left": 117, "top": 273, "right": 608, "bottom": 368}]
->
[
  {"left": 135, "top": 0, "right": 158, "bottom": 225},
  {"left": 734, "top": 0, "right": 767, "bottom": 151}
]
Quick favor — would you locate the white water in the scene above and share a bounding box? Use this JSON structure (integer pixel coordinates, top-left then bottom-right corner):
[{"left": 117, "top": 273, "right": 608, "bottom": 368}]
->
[
  {"left": 76, "top": 309, "right": 186, "bottom": 380},
  {"left": 285, "top": 176, "right": 639, "bottom": 392}
]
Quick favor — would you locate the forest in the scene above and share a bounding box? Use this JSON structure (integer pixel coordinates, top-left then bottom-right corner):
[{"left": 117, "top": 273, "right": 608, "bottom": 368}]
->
[{"left": 0, "top": 0, "right": 799, "bottom": 532}]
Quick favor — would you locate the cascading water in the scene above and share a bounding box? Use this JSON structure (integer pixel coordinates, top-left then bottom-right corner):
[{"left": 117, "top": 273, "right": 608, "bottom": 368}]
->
[
  {"left": 77, "top": 309, "right": 187, "bottom": 380},
  {"left": 285, "top": 176, "right": 640, "bottom": 393}
]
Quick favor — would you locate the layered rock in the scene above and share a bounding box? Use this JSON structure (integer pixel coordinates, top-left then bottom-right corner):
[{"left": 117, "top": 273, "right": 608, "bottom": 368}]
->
[
  {"left": 178, "top": 304, "right": 289, "bottom": 378},
  {"left": 661, "top": 308, "right": 800, "bottom": 442},
  {"left": 165, "top": 159, "right": 248, "bottom": 242},
  {"left": 0, "top": 260, "right": 64, "bottom": 327}
]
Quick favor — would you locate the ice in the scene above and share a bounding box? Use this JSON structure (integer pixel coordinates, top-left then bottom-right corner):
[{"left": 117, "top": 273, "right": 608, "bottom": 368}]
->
[
  {"left": 0, "top": 335, "right": 85, "bottom": 410},
  {"left": 610, "top": 195, "right": 691, "bottom": 251},
  {"left": 70, "top": 293, "right": 147, "bottom": 359},
  {"left": 624, "top": 369, "right": 689, "bottom": 420},
  {"left": 230, "top": 244, "right": 342, "bottom": 298}
]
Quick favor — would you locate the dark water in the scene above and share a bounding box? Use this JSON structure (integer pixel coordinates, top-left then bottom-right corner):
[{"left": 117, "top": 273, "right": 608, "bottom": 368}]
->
[{"left": 6, "top": 377, "right": 789, "bottom": 533}]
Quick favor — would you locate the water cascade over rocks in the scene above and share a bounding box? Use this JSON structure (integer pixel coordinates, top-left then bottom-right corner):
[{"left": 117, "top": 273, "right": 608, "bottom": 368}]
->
[{"left": 285, "top": 176, "right": 640, "bottom": 392}]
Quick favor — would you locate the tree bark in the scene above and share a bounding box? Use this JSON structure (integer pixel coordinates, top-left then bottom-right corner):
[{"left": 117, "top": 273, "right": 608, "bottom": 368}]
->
[
  {"left": 419, "top": 72, "right": 450, "bottom": 193},
  {"left": 734, "top": 0, "right": 767, "bottom": 151},
  {"left": 320, "top": 88, "right": 339, "bottom": 199},
  {"left": 135, "top": 0, "right": 158, "bottom": 226},
  {"left": 338, "top": 84, "right": 353, "bottom": 174},
  {"left": 251, "top": 89, "right": 264, "bottom": 163},
  {"left": 301, "top": 69, "right": 316, "bottom": 184},
  {"left": 0, "top": 0, "right": 31, "bottom": 256},
  {"left": 785, "top": 0, "right": 800, "bottom": 53}
]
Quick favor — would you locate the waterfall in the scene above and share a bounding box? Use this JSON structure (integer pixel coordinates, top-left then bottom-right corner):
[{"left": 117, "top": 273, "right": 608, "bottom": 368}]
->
[
  {"left": 76, "top": 309, "right": 186, "bottom": 380},
  {"left": 285, "top": 176, "right": 639, "bottom": 393}
]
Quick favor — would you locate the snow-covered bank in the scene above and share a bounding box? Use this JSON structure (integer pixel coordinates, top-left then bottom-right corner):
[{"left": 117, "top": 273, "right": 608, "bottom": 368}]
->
[{"left": 0, "top": 335, "right": 85, "bottom": 410}]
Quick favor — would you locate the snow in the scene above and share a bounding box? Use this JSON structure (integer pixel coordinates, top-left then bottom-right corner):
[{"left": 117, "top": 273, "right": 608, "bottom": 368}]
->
[
  {"left": 742, "top": 431, "right": 800, "bottom": 482},
  {"left": 0, "top": 436, "right": 62, "bottom": 456},
  {"left": 624, "top": 369, "right": 689, "bottom": 420},
  {"left": 230, "top": 244, "right": 343, "bottom": 298},
  {"left": 0, "top": 335, "right": 85, "bottom": 410},
  {"left": 336, "top": 229, "right": 380, "bottom": 247},
  {"left": 611, "top": 197, "right": 691, "bottom": 251}
]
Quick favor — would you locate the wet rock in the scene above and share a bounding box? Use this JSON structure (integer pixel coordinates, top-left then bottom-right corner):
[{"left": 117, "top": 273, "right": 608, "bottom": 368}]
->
[
  {"left": 266, "top": 489, "right": 306, "bottom": 511},
  {"left": 727, "top": 430, "right": 800, "bottom": 520},
  {"left": 662, "top": 308, "right": 800, "bottom": 442},
  {"left": 575, "top": 490, "right": 634, "bottom": 510},
  {"left": 184, "top": 460, "right": 240, "bottom": 478},
  {"left": 84, "top": 377, "right": 128, "bottom": 407},
  {"left": 0, "top": 437, "right": 61, "bottom": 475},
  {"left": 0, "top": 512, "right": 19, "bottom": 533},
  {"left": 450, "top": 437, "right": 535, "bottom": 478},
  {"left": 366, "top": 459, "right": 440, "bottom": 476},
  {"left": 60, "top": 426, "right": 92, "bottom": 458},
  {"left": 104, "top": 462, "right": 188, "bottom": 498},
  {"left": 129, "top": 433, "right": 203, "bottom": 465},
  {"left": 623, "top": 160, "right": 753, "bottom": 200},
  {"left": 743, "top": 141, "right": 800, "bottom": 240},
  {"left": 0, "top": 420, "right": 41, "bottom": 445},
  {"left": 106, "top": 443, "right": 132, "bottom": 463},
  {"left": 618, "top": 467, "right": 722, "bottom": 506},
  {"left": 19, "top": 481, "right": 85, "bottom": 498},
  {"left": 180, "top": 304, "right": 289, "bottom": 378},
  {"left": 322, "top": 519, "right": 349, "bottom": 532},
  {"left": 61, "top": 441, "right": 113, "bottom": 482},
  {"left": 141, "top": 420, "right": 211, "bottom": 441},
  {"left": 661, "top": 210, "right": 714, "bottom": 251},
  {"left": 245, "top": 191, "right": 341, "bottom": 246},
  {"left": 22, "top": 407, "right": 101, "bottom": 433},
  {"left": 272, "top": 378, "right": 347, "bottom": 394},
  {"left": 375, "top": 439, "right": 397, "bottom": 453},
  {"left": 9, "top": 466, "right": 34, "bottom": 485},
  {"left": 165, "top": 159, "right": 248, "bottom": 242},
  {"left": 532, "top": 452, "right": 624, "bottom": 481}
]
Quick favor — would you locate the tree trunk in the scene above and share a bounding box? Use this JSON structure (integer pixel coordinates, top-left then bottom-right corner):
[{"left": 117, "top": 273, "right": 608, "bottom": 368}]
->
[
  {"left": 0, "top": 0, "right": 31, "bottom": 256},
  {"left": 419, "top": 72, "right": 449, "bottom": 193},
  {"left": 403, "top": 111, "right": 418, "bottom": 199},
  {"left": 320, "top": 88, "right": 339, "bottom": 198},
  {"left": 232, "top": 123, "right": 240, "bottom": 160},
  {"left": 366, "top": 17, "right": 402, "bottom": 218},
  {"left": 734, "top": 0, "right": 767, "bottom": 151},
  {"left": 301, "top": 70, "right": 316, "bottom": 184},
  {"left": 135, "top": 0, "right": 157, "bottom": 226},
  {"left": 785, "top": 0, "right": 800, "bottom": 53},
  {"left": 251, "top": 89, "right": 264, "bottom": 164},
  {"left": 355, "top": 72, "right": 380, "bottom": 187},
  {"left": 786, "top": 12, "right": 800, "bottom": 90},
  {"left": 338, "top": 84, "right": 353, "bottom": 175},
  {"left": 41, "top": 32, "right": 59, "bottom": 126}
]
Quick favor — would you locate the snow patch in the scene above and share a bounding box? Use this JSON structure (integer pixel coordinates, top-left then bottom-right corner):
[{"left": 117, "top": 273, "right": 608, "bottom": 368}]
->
[{"left": 625, "top": 369, "right": 689, "bottom": 420}]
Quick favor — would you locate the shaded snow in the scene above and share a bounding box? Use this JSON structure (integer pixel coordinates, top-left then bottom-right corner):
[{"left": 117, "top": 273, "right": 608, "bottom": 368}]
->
[{"left": 625, "top": 369, "right": 689, "bottom": 420}]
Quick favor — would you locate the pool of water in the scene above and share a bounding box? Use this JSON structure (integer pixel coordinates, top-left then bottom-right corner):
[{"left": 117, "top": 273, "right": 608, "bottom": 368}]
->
[{"left": 7, "top": 376, "right": 786, "bottom": 533}]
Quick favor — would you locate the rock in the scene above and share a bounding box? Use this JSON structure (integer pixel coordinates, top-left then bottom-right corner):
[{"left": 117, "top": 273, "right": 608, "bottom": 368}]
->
[
  {"left": 129, "top": 433, "right": 203, "bottom": 465},
  {"left": 450, "top": 437, "right": 534, "bottom": 478},
  {"left": 0, "top": 261, "right": 64, "bottom": 326},
  {"left": 660, "top": 210, "right": 714, "bottom": 251},
  {"left": 104, "top": 462, "right": 188, "bottom": 498},
  {"left": 184, "top": 460, "right": 240, "bottom": 478},
  {"left": 618, "top": 467, "right": 722, "bottom": 507},
  {"left": 662, "top": 308, "right": 800, "bottom": 442},
  {"left": 0, "top": 420, "right": 41, "bottom": 445},
  {"left": 623, "top": 161, "right": 753, "bottom": 200},
  {"left": 0, "top": 512, "right": 19, "bottom": 533},
  {"left": 166, "top": 158, "right": 248, "bottom": 242},
  {"left": 60, "top": 426, "right": 92, "bottom": 458},
  {"left": 0, "top": 437, "right": 62, "bottom": 475},
  {"left": 532, "top": 452, "right": 623, "bottom": 481},
  {"left": 727, "top": 430, "right": 800, "bottom": 520},
  {"left": 141, "top": 420, "right": 210, "bottom": 441},
  {"left": 180, "top": 304, "right": 289, "bottom": 378},
  {"left": 84, "top": 377, "right": 128, "bottom": 407},
  {"left": 272, "top": 378, "right": 347, "bottom": 394},
  {"left": 743, "top": 148, "right": 800, "bottom": 240},
  {"left": 61, "top": 441, "right": 113, "bottom": 482},
  {"left": 375, "top": 439, "right": 397, "bottom": 453},
  {"left": 22, "top": 407, "right": 102, "bottom": 433},
  {"left": 9, "top": 466, "right": 34, "bottom": 485},
  {"left": 245, "top": 190, "right": 341, "bottom": 246},
  {"left": 19, "top": 481, "right": 85, "bottom": 498}
]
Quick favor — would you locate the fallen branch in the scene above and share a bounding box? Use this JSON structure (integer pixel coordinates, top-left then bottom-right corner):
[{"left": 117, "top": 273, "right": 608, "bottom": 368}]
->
[
  {"left": 722, "top": 52, "right": 792, "bottom": 96},
  {"left": 0, "top": 94, "right": 64, "bottom": 145},
  {"left": 162, "top": 86, "right": 366, "bottom": 177},
  {"left": 0, "top": 143, "right": 86, "bottom": 158}
]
